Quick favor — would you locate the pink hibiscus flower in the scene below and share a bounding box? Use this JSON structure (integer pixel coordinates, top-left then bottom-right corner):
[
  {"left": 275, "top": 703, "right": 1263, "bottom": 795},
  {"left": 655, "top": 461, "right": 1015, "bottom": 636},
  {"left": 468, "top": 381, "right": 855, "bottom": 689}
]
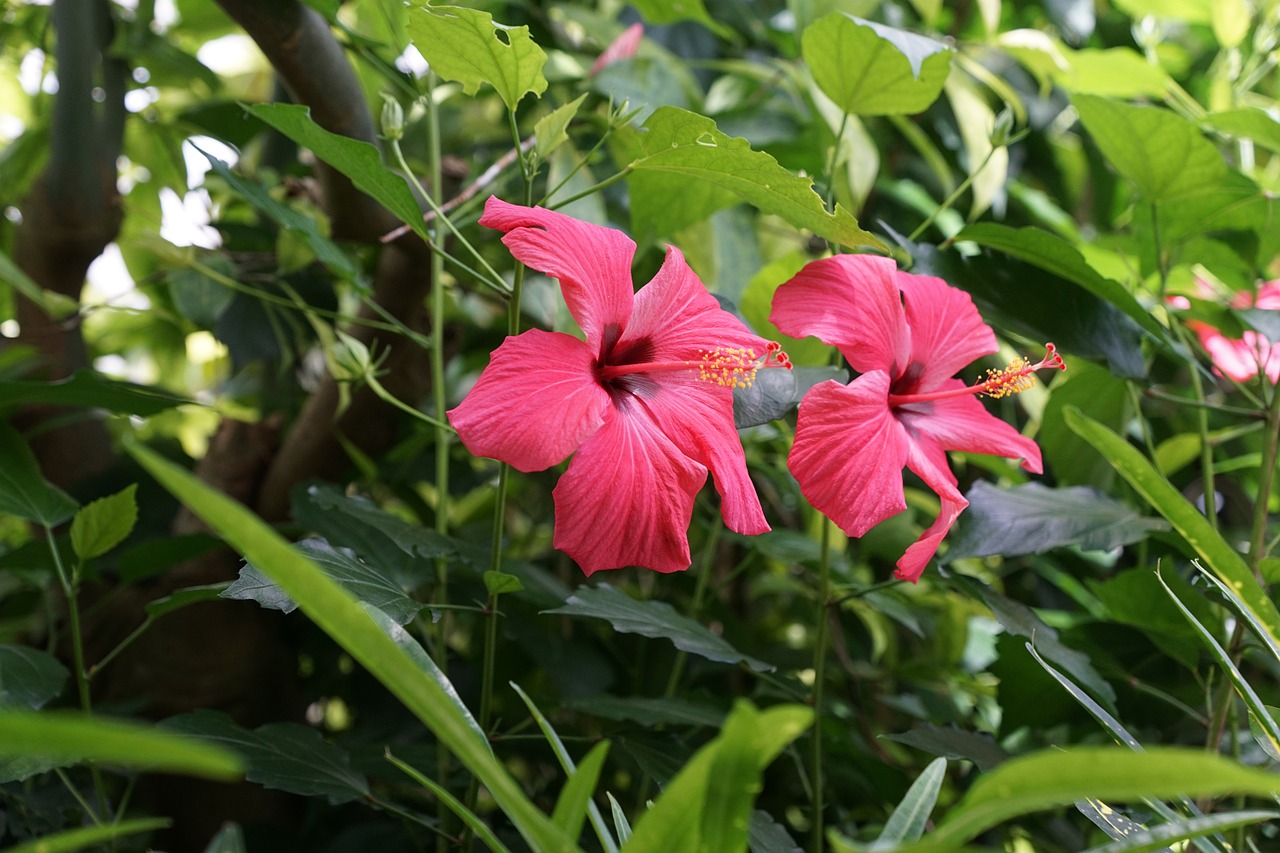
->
[
  {"left": 770, "top": 255, "right": 1064, "bottom": 583},
  {"left": 1185, "top": 281, "right": 1280, "bottom": 384},
  {"left": 589, "top": 23, "right": 643, "bottom": 76},
  {"left": 449, "top": 197, "right": 787, "bottom": 575}
]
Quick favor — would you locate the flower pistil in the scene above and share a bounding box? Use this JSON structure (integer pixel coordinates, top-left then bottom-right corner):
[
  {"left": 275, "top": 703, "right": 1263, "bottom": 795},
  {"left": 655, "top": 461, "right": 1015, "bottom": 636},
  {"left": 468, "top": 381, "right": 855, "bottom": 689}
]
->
[{"left": 888, "top": 343, "right": 1065, "bottom": 407}]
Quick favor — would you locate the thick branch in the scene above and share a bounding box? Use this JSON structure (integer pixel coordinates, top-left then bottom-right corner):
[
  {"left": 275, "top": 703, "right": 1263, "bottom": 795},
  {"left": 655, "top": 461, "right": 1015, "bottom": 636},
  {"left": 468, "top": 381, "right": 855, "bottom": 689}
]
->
[{"left": 213, "top": 0, "right": 398, "bottom": 242}]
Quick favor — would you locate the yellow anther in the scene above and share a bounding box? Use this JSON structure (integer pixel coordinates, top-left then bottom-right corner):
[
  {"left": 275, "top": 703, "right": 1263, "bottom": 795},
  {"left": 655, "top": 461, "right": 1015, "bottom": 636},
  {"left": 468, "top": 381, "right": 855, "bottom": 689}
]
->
[
  {"left": 981, "top": 358, "right": 1036, "bottom": 399},
  {"left": 697, "top": 346, "right": 760, "bottom": 389}
]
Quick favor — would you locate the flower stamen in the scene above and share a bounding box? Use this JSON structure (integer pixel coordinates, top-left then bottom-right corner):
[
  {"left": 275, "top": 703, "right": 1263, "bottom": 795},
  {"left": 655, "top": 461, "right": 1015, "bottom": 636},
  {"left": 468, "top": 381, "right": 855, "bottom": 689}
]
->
[
  {"left": 598, "top": 341, "right": 792, "bottom": 389},
  {"left": 889, "top": 343, "right": 1065, "bottom": 407}
]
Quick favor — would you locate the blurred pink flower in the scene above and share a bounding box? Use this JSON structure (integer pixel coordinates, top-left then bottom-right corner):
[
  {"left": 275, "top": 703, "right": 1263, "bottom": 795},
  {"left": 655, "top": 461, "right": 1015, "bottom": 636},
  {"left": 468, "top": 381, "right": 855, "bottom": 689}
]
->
[
  {"left": 1186, "top": 281, "right": 1280, "bottom": 384},
  {"left": 590, "top": 23, "right": 643, "bottom": 76},
  {"left": 770, "top": 255, "right": 1062, "bottom": 582},
  {"left": 449, "top": 197, "right": 786, "bottom": 575}
]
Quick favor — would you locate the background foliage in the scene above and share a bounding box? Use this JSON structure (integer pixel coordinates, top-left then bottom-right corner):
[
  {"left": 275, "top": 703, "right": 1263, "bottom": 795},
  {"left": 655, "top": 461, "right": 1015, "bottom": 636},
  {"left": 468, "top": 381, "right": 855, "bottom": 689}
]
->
[{"left": 2, "top": 0, "right": 1280, "bottom": 851}]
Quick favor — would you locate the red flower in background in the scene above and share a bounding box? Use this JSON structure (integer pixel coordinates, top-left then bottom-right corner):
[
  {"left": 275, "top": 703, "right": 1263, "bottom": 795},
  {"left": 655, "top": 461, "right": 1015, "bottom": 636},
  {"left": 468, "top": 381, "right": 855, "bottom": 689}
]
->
[
  {"left": 590, "top": 23, "right": 643, "bottom": 76},
  {"left": 1185, "top": 281, "right": 1280, "bottom": 385},
  {"left": 770, "top": 255, "right": 1063, "bottom": 582},
  {"left": 449, "top": 197, "right": 786, "bottom": 575}
]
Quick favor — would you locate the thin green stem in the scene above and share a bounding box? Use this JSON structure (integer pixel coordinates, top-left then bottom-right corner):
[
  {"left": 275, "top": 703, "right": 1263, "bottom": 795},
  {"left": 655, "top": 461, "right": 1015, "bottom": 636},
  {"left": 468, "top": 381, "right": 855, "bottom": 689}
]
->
[
  {"left": 1143, "top": 386, "right": 1264, "bottom": 419},
  {"left": 540, "top": 130, "right": 615, "bottom": 207},
  {"left": 1247, "top": 380, "right": 1280, "bottom": 573},
  {"left": 662, "top": 520, "right": 724, "bottom": 698},
  {"left": 823, "top": 111, "right": 851, "bottom": 211},
  {"left": 364, "top": 372, "right": 455, "bottom": 432},
  {"left": 54, "top": 767, "right": 102, "bottom": 825},
  {"left": 86, "top": 617, "right": 152, "bottom": 680},
  {"left": 908, "top": 145, "right": 1000, "bottom": 243},
  {"left": 546, "top": 167, "right": 633, "bottom": 212},
  {"left": 809, "top": 516, "right": 833, "bottom": 853}
]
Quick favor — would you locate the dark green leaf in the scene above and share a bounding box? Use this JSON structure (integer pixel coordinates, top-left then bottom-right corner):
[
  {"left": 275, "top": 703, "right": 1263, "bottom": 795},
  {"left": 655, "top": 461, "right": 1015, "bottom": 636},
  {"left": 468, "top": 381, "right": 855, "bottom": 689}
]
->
[
  {"left": 161, "top": 709, "right": 369, "bottom": 804},
  {"left": 1038, "top": 362, "right": 1131, "bottom": 487},
  {"left": 732, "top": 366, "right": 844, "bottom": 429},
  {"left": 946, "top": 481, "right": 1167, "bottom": 561},
  {"left": 1088, "top": 568, "right": 1219, "bottom": 669},
  {"left": 202, "top": 822, "right": 247, "bottom": 853},
  {"left": 117, "top": 533, "right": 223, "bottom": 583},
  {"left": 545, "top": 584, "right": 774, "bottom": 672},
  {"left": 0, "top": 422, "right": 77, "bottom": 525},
  {"left": 953, "top": 576, "right": 1117, "bottom": 709},
  {"left": 200, "top": 151, "right": 364, "bottom": 286},
  {"left": 880, "top": 725, "right": 1007, "bottom": 772},
  {"left": 0, "top": 370, "right": 190, "bottom": 416},
  {"left": 1241, "top": 307, "right": 1280, "bottom": 341},
  {"left": 226, "top": 538, "right": 424, "bottom": 625},
  {"left": 70, "top": 483, "right": 138, "bottom": 561},
  {"left": 144, "top": 583, "right": 232, "bottom": 620},
  {"left": 0, "top": 645, "right": 68, "bottom": 709},
  {"left": 623, "top": 107, "right": 884, "bottom": 250},
  {"left": 956, "top": 223, "right": 1172, "bottom": 345},
  {"left": 566, "top": 694, "right": 726, "bottom": 728},
  {"left": 1074, "top": 95, "right": 1227, "bottom": 203},
  {"left": 1076, "top": 799, "right": 1150, "bottom": 844},
  {"left": 244, "top": 104, "right": 426, "bottom": 240},
  {"left": 747, "top": 810, "right": 802, "bottom": 853},
  {"left": 168, "top": 255, "right": 237, "bottom": 326},
  {"left": 803, "top": 14, "right": 951, "bottom": 116},
  {"left": 405, "top": 5, "right": 547, "bottom": 112},
  {"left": 904, "top": 239, "right": 1146, "bottom": 378},
  {"left": 1, "top": 818, "right": 171, "bottom": 853},
  {"left": 628, "top": 0, "right": 730, "bottom": 35},
  {"left": 1083, "top": 809, "right": 1280, "bottom": 853},
  {"left": 877, "top": 757, "right": 947, "bottom": 845},
  {"left": 551, "top": 741, "right": 610, "bottom": 843}
]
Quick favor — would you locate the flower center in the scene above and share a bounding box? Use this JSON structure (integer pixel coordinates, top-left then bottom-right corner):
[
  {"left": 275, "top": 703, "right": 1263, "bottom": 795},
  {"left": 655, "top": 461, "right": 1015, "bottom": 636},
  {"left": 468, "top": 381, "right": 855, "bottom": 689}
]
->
[
  {"left": 597, "top": 341, "right": 792, "bottom": 390},
  {"left": 887, "top": 343, "right": 1066, "bottom": 407}
]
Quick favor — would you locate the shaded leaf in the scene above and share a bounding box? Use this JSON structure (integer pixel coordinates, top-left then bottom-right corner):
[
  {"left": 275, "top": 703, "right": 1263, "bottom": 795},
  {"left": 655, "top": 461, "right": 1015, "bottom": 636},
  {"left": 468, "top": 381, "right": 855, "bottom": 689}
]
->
[
  {"left": 1076, "top": 798, "right": 1150, "bottom": 845},
  {"left": 566, "top": 694, "right": 725, "bottom": 728},
  {"left": 803, "top": 14, "right": 951, "bottom": 116},
  {"left": 162, "top": 709, "right": 368, "bottom": 804},
  {"left": 0, "top": 422, "right": 77, "bottom": 526},
  {"left": 623, "top": 107, "right": 883, "bottom": 250},
  {"left": 946, "top": 481, "right": 1167, "bottom": 561},
  {"left": 551, "top": 741, "right": 610, "bottom": 843},
  {"left": 145, "top": 583, "right": 232, "bottom": 620},
  {"left": 1201, "top": 108, "right": 1280, "bottom": 154},
  {"left": 70, "top": 483, "right": 138, "bottom": 562},
  {"left": 244, "top": 104, "right": 426, "bottom": 240},
  {"left": 876, "top": 758, "right": 947, "bottom": 846},
  {"left": 169, "top": 255, "right": 237, "bottom": 326},
  {"left": 1088, "top": 568, "right": 1220, "bottom": 669},
  {"left": 202, "top": 822, "right": 247, "bottom": 853},
  {"left": 405, "top": 5, "right": 547, "bottom": 111},
  {"left": 733, "top": 366, "right": 844, "bottom": 429},
  {"left": 1, "top": 818, "right": 170, "bottom": 853},
  {"left": 628, "top": 0, "right": 729, "bottom": 36},
  {"left": 748, "top": 810, "right": 802, "bottom": 853},
  {"left": 545, "top": 584, "right": 773, "bottom": 671},
  {"left": 881, "top": 725, "right": 1007, "bottom": 772},
  {"left": 0, "top": 370, "right": 189, "bottom": 415},
  {"left": 0, "top": 645, "right": 68, "bottom": 709},
  {"left": 1083, "top": 809, "right": 1279, "bottom": 853},
  {"left": 225, "top": 538, "right": 424, "bottom": 626}
]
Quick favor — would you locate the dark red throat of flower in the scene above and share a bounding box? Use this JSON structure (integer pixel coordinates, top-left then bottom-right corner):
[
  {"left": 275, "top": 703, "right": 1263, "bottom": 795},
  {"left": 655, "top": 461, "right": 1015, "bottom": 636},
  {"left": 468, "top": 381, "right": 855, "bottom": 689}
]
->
[
  {"left": 888, "top": 343, "right": 1066, "bottom": 407},
  {"left": 597, "top": 340, "right": 792, "bottom": 389}
]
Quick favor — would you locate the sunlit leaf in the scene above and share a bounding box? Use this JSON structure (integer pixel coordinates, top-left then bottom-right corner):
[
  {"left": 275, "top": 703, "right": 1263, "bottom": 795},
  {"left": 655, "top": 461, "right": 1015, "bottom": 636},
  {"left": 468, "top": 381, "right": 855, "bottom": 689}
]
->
[
  {"left": 875, "top": 757, "right": 947, "bottom": 846},
  {"left": 803, "top": 14, "right": 951, "bottom": 116},
  {"left": 405, "top": 5, "right": 547, "bottom": 111},
  {"left": 70, "top": 483, "right": 138, "bottom": 562}
]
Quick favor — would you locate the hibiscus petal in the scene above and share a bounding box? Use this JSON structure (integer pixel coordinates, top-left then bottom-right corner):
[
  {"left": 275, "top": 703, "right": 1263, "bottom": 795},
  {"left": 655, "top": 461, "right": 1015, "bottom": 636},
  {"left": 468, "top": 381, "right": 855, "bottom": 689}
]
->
[
  {"left": 589, "top": 22, "right": 643, "bottom": 75},
  {"left": 770, "top": 255, "right": 910, "bottom": 375},
  {"left": 553, "top": 405, "right": 706, "bottom": 575},
  {"left": 479, "top": 197, "right": 634, "bottom": 350},
  {"left": 621, "top": 245, "right": 767, "bottom": 361},
  {"left": 896, "top": 436, "right": 967, "bottom": 583},
  {"left": 896, "top": 383, "right": 1043, "bottom": 473},
  {"left": 788, "top": 374, "right": 909, "bottom": 537},
  {"left": 448, "top": 329, "right": 611, "bottom": 472},
  {"left": 634, "top": 375, "right": 769, "bottom": 536},
  {"left": 895, "top": 271, "right": 996, "bottom": 388}
]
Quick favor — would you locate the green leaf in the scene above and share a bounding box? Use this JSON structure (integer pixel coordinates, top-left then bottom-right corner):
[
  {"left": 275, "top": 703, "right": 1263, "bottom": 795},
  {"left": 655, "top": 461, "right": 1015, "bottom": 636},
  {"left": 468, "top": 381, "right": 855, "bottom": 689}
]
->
[
  {"left": 1038, "top": 362, "right": 1131, "bottom": 487},
  {"left": 70, "top": 483, "right": 138, "bottom": 562},
  {"left": 1073, "top": 95, "right": 1227, "bottom": 203},
  {"left": 534, "top": 95, "right": 588, "bottom": 162},
  {"left": 608, "top": 793, "right": 632, "bottom": 846},
  {"left": 628, "top": 0, "right": 730, "bottom": 36},
  {"left": 732, "top": 366, "right": 844, "bottom": 429},
  {"left": 1083, "top": 809, "right": 1280, "bottom": 853},
  {"left": 225, "top": 537, "right": 424, "bottom": 626},
  {"left": 405, "top": 5, "right": 547, "bottom": 112},
  {"left": 881, "top": 725, "right": 1007, "bottom": 773},
  {"left": 623, "top": 702, "right": 811, "bottom": 853},
  {"left": 202, "top": 822, "right": 247, "bottom": 853},
  {"left": 386, "top": 751, "right": 514, "bottom": 853},
  {"left": 0, "top": 247, "right": 61, "bottom": 318},
  {"left": 622, "top": 107, "right": 884, "bottom": 250},
  {"left": 552, "top": 741, "right": 610, "bottom": 842},
  {"left": 955, "top": 223, "right": 1172, "bottom": 344},
  {"left": 875, "top": 757, "right": 947, "bottom": 846},
  {"left": 1088, "top": 568, "right": 1220, "bottom": 669},
  {"left": 161, "top": 709, "right": 369, "bottom": 804},
  {"left": 945, "top": 481, "right": 1167, "bottom": 561},
  {"left": 747, "top": 810, "right": 802, "bottom": 853},
  {"left": 1063, "top": 408, "right": 1280, "bottom": 651},
  {"left": 920, "top": 747, "right": 1280, "bottom": 847},
  {"left": 566, "top": 694, "right": 725, "bottom": 728},
  {"left": 1024, "top": 643, "right": 1141, "bottom": 750},
  {"left": 545, "top": 584, "right": 773, "bottom": 672},
  {"left": 0, "top": 709, "right": 243, "bottom": 779},
  {"left": 1, "top": 818, "right": 171, "bottom": 853},
  {"left": 123, "top": 439, "right": 576, "bottom": 852},
  {"left": 144, "top": 583, "right": 232, "bottom": 620},
  {"left": 512, "top": 683, "right": 619, "bottom": 853},
  {"left": 0, "top": 644, "right": 68, "bottom": 709},
  {"left": 363, "top": 603, "right": 489, "bottom": 754},
  {"left": 244, "top": 104, "right": 426, "bottom": 240},
  {"left": 0, "top": 422, "right": 77, "bottom": 526},
  {"left": 484, "top": 570, "right": 525, "bottom": 596},
  {"left": 1077, "top": 798, "right": 1149, "bottom": 845},
  {"left": 168, "top": 255, "right": 237, "bottom": 325},
  {"left": 200, "top": 151, "right": 365, "bottom": 286},
  {"left": 0, "top": 370, "right": 190, "bottom": 416},
  {"left": 1201, "top": 108, "right": 1280, "bottom": 153},
  {"left": 803, "top": 14, "right": 951, "bottom": 116},
  {"left": 1055, "top": 48, "right": 1169, "bottom": 97}
]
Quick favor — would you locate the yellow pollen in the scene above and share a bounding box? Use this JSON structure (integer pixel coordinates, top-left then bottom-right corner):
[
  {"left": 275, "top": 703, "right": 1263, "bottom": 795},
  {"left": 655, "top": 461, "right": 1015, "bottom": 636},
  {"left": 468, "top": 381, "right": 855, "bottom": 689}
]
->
[
  {"left": 981, "top": 358, "right": 1036, "bottom": 399},
  {"left": 697, "top": 346, "right": 759, "bottom": 389}
]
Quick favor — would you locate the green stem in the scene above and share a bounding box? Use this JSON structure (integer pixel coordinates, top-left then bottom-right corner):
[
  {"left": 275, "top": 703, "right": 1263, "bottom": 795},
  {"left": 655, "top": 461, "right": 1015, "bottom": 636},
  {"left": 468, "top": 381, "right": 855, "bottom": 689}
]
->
[
  {"left": 823, "top": 111, "right": 850, "bottom": 211},
  {"left": 809, "top": 517, "right": 832, "bottom": 853},
  {"left": 86, "top": 617, "right": 152, "bottom": 680},
  {"left": 540, "top": 130, "right": 615, "bottom": 207},
  {"left": 1247, "top": 378, "right": 1280, "bottom": 573},
  {"left": 546, "top": 168, "right": 633, "bottom": 212},
  {"left": 908, "top": 145, "right": 1000, "bottom": 243},
  {"left": 662, "top": 520, "right": 724, "bottom": 698},
  {"left": 364, "top": 373, "right": 455, "bottom": 433}
]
